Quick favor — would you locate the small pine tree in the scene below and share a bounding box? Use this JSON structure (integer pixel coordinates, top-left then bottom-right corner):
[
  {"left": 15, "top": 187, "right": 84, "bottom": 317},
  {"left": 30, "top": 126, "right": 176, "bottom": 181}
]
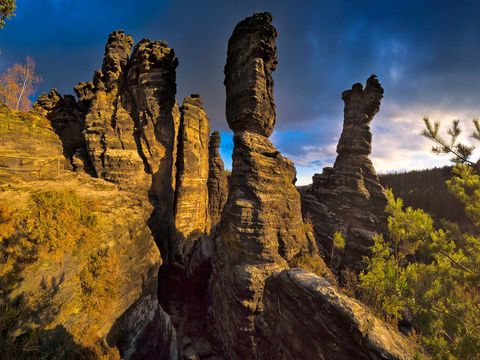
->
[{"left": 359, "top": 177, "right": 480, "bottom": 359}]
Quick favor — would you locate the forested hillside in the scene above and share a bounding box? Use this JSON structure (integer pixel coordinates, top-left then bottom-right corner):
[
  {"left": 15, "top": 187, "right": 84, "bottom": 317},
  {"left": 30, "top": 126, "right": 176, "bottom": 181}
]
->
[{"left": 379, "top": 166, "right": 473, "bottom": 231}]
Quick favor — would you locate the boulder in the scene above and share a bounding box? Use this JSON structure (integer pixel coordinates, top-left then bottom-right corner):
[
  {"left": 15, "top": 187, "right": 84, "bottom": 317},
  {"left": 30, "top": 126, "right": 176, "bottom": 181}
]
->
[{"left": 258, "top": 268, "right": 415, "bottom": 360}]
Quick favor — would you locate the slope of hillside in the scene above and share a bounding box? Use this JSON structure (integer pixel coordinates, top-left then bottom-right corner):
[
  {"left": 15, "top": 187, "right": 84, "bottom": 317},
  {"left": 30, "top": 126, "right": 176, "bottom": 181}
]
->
[{"left": 379, "top": 167, "right": 473, "bottom": 231}]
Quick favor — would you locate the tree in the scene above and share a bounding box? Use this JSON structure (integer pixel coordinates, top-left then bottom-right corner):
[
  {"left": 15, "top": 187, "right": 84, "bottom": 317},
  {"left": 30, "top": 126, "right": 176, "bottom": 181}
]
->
[
  {"left": 0, "top": 0, "right": 15, "bottom": 29},
  {"left": 0, "top": 57, "right": 42, "bottom": 111},
  {"left": 422, "top": 117, "right": 479, "bottom": 165},
  {"left": 359, "top": 174, "right": 480, "bottom": 359}
]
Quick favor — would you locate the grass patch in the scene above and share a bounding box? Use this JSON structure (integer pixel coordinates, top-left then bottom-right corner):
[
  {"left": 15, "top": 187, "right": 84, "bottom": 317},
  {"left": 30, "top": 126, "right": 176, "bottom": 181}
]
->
[{"left": 0, "top": 189, "right": 121, "bottom": 358}]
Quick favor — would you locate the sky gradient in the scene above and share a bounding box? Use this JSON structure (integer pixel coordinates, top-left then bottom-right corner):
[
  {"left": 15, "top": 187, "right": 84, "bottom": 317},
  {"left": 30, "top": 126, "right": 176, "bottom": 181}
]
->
[{"left": 2, "top": 0, "right": 480, "bottom": 184}]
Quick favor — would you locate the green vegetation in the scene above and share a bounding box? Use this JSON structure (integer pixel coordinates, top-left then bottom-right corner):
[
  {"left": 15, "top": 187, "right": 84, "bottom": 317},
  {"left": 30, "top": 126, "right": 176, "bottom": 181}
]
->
[
  {"left": 0, "top": 190, "right": 121, "bottom": 358},
  {"left": 330, "top": 231, "right": 345, "bottom": 267},
  {"left": 359, "top": 169, "right": 480, "bottom": 359},
  {"left": 379, "top": 166, "right": 472, "bottom": 232},
  {"left": 422, "top": 116, "right": 480, "bottom": 165},
  {"left": 0, "top": 0, "right": 15, "bottom": 29}
]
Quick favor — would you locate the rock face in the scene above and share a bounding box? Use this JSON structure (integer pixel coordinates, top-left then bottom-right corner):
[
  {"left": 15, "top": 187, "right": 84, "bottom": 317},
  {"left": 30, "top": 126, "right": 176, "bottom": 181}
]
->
[
  {"left": 224, "top": 13, "right": 277, "bottom": 138},
  {"left": 34, "top": 89, "right": 92, "bottom": 173},
  {"left": 301, "top": 75, "right": 388, "bottom": 271},
  {"left": 257, "top": 268, "right": 414, "bottom": 360},
  {"left": 84, "top": 32, "right": 181, "bottom": 253},
  {"left": 0, "top": 109, "right": 177, "bottom": 359},
  {"left": 35, "top": 30, "right": 182, "bottom": 257},
  {"left": 207, "top": 130, "right": 228, "bottom": 231},
  {"left": 82, "top": 31, "right": 146, "bottom": 186},
  {"left": 172, "top": 94, "right": 211, "bottom": 262},
  {"left": 0, "top": 104, "right": 66, "bottom": 184},
  {"left": 210, "top": 13, "right": 310, "bottom": 359},
  {"left": 125, "top": 37, "right": 181, "bottom": 236}
]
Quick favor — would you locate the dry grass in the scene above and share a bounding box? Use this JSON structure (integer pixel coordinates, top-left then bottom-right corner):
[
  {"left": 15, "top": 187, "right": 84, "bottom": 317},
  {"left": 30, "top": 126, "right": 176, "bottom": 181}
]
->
[{"left": 0, "top": 189, "right": 122, "bottom": 357}]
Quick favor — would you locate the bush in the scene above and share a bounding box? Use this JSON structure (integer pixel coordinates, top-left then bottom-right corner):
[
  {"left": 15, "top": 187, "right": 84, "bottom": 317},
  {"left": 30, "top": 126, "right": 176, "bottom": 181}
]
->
[{"left": 359, "top": 171, "right": 480, "bottom": 359}]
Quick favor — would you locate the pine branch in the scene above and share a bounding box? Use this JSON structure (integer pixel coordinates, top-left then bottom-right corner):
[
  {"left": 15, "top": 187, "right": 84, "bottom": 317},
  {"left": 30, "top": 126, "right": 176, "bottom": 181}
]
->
[
  {"left": 422, "top": 117, "right": 476, "bottom": 165},
  {"left": 472, "top": 118, "right": 480, "bottom": 142}
]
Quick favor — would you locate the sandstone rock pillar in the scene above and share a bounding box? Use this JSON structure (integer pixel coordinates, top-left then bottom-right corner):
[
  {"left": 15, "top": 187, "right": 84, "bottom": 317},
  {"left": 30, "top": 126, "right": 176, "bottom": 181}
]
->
[
  {"left": 210, "top": 12, "right": 309, "bottom": 358},
  {"left": 207, "top": 130, "right": 228, "bottom": 231},
  {"left": 300, "top": 75, "right": 388, "bottom": 271},
  {"left": 172, "top": 94, "right": 211, "bottom": 262}
]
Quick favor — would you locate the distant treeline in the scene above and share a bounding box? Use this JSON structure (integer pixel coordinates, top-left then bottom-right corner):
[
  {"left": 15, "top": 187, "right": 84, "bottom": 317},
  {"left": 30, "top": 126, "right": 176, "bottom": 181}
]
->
[{"left": 379, "top": 166, "right": 473, "bottom": 231}]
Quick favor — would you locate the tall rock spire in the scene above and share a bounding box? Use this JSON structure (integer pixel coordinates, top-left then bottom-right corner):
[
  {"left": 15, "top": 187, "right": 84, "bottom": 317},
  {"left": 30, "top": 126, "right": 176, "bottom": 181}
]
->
[
  {"left": 300, "top": 75, "right": 388, "bottom": 271},
  {"left": 172, "top": 94, "right": 211, "bottom": 261},
  {"left": 207, "top": 130, "right": 228, "bottom": 231},
  {"left": 210, "top": 12, "right": 310, "bottom": 358}
]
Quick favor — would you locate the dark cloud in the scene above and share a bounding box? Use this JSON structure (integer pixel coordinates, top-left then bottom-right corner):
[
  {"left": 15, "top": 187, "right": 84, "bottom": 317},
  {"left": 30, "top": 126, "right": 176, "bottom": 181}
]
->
[{"left": 2, "top": 0, "right": 480, "bottom": 183}]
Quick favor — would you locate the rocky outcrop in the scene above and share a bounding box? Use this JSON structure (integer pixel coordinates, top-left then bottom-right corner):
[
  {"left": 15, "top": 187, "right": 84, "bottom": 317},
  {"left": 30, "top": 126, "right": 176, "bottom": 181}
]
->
[
  {"left": 224, "top": 12, "right": 277, "bottom": 137},
  {"left": 82, "top": 31, "right": 147, "bottom": 186},
  {"left": 172, "top": 94, "right": 211, "bottom": 262},
  {"left": 0, "top": 104, "right": 66, "bottom": 184},
  {"left": 34, "top": 89, "right": 92, "bottom": 173},
  {"left": 207, "top": 130, "right": 228, "bottom": 231},
  {"left": 301, "top": 75, "right": 388, "bottom": 271},
  {"left": 0, "top": 108, "right": 177, "bottom": 359},
  {"left": 125, "top": 37, "right": 181, "bottom": 231},
  {"left": 257, "top": 268, "right": 414, "bottom": 360},
  {"left": 39, "top": 30, "right": 182, "bottom": 256},
  {"left": 72, "top": 30, "right": 181, "bottom": 214},
  {"left": 210, "top": 13, "right": 310, "bottom": 359}
]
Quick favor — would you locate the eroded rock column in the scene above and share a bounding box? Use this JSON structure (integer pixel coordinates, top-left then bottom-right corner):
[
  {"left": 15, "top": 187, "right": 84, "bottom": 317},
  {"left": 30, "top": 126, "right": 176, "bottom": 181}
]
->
[
  {"left": 125, "top": 38, "right": 181, "bottom": 250},
  {"left": 83, "top": 31, "right": 148, "bottom": 186},
  {"left": 172, "top": 94, "right": 211, "bottom": 261},
  {"left": 301, "top": 75, "right": 388, "bottom": 271},
  {"left": 210, "top": 12, "right": 309, "bottom": 358},
  {"left": 207, "top": 130, "right": 228, "bottom": 232}
]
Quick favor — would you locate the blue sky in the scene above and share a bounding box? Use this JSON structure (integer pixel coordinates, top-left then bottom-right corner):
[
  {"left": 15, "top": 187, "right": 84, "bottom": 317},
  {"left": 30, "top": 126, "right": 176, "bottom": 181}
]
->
[{"left": 2, "top": 0, "right": 480, "bottom": 184}]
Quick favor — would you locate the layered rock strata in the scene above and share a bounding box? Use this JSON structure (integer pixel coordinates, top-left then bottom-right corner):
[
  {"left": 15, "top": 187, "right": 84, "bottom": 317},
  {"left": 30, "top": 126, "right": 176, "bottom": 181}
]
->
[
  {"left": 301, "top": 75, "right": 388, "bottom": 271},
  {"left": 257, "top": 269, "right": 414, "bottom": 360},
  {"left": 36, "top": 30, "right": 182, "bottom": 258},
  {"left": 33, "top": 89, "right": 92, "bottom": 172},
  {"left": 0, "top": 104, "right": 66, "bottom": 184},
  {"left": 172, "top": 94, "right": 211, "bottom": 262},
  {"left": 210, "top": 12, "right": 310, "bottom": 358},
  {"left": 207, "top": 130, "right": 228, "bottom": 231},
  {"left": 0, "top": 110, "right": 177, "bottom": 359}
]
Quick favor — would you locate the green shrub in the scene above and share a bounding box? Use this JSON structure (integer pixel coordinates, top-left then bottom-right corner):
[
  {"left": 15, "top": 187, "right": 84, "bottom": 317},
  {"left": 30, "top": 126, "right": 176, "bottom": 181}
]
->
[{"left": 359, "top": 171, "right": 480, "bottom": 359}]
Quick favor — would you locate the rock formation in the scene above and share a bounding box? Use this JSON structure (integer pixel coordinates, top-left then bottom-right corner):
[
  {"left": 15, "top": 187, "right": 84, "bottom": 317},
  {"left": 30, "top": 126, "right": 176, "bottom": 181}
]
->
[
  {"left": 125, "top": 37, "right": 181, "bottom": 240},
  {"left": 207, "top": 130, "right": 228, "bottom": 231},
  {"left": 210, "top": 12, "right": 310, "bottom": 358},
  {"left": 9, "top": 16, "right": 418, "bottom": 360},
  {"left": 300, "top": 75, "right": 388, "bottom": 271},
  {"left": 82, "top": 31, "right": 147, "bottom": 186},
  {"left": 35, "top": 30, "right": 182, "bottom": 259},
  {"left": 257, "top": 268, "right": 414, "bottom": 360},
  {"left": 0, "top": 107, "right": 176, "bottom": 359},
  {"left": 0, "top": 104, "right": 66, "bottom": 184},
  {"left": 81, "top": 30, "right": 181, "bottom": 201},
  {"left": 33, "top": 89, "right": 92, "bottom": 173},
  {"left": 172, "top": 94, "right": 211, "bottom": 262}
]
